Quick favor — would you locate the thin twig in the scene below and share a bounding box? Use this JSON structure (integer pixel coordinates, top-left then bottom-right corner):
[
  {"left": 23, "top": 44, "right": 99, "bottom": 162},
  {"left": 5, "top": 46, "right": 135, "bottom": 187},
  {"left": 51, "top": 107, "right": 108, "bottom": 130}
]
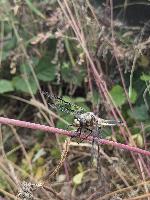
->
[
  {"left": 43, "top": 139, "right": 70, "bottom": 182},
  {"left": 0, "top": 117, "right": 150, "bottom": 156},
  {"left": 43, "top": 185, "right": 64, "bottom": 200}
]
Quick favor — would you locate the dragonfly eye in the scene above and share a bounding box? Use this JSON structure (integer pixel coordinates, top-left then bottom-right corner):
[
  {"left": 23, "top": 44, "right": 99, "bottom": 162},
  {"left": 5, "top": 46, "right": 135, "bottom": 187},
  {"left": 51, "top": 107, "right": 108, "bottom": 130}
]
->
[{"left": 74, "top": 118, "right": 80, "bottom": 126}]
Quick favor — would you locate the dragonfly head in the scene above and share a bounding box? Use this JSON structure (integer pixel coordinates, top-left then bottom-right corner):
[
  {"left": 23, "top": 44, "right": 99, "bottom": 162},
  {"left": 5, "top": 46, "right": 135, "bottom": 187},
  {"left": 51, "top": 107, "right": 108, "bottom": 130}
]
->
[{"left": 73, "top": 118, "right": 81, "bottom": 127}]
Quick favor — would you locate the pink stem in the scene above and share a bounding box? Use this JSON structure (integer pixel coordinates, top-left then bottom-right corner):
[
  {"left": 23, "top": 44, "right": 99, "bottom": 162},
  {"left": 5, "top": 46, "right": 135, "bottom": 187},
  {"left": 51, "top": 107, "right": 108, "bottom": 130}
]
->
[{"left": 0, "top": 117, "right": 150, "bottom": 156}]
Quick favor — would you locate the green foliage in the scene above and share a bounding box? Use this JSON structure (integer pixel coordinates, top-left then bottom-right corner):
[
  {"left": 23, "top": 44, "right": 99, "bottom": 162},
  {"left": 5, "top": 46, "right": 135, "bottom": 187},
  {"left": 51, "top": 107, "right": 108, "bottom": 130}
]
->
[
  {"left": 73, "top": 97, "right": 90, "bottom": 111},
  {"left": 132, "top": 133, "right": 144, "bottom": 147},
  {"left": 110, "top": 85, "right": 126, "bottom": 107},
  {"left": 0, "top": 79, "right": 14, "bottom": 93},
  {"left": 3, "top": 36, "right": 17, "bottom": 51},
  {"left": 12, "top": 76, "right": 38, "bottom": 94},
  {"left": 140, "top": 73, "right": 150, "bottom": 81},
  {"left": 25, "top": 0, "right": 45, "bottom": 19},
  {"left": 36, "top": 55, "right": 57, "bottom": 82},
  {"left": 1, "top": 1, "right": 150, "bottom": 199},
  {"left": 61, "top": 62, "right": 86, "bottom": 86},
  {"left": 20, "top": 63, "right": 33, "bottom": 74},
  {"left": 56, "top": 114, "right": 73, "bottom": 130},
  {"left": 12, "top": 63, "right": 39, "bottom": 94},
  {"left": 129, "top": 88, "right": 137, "bottom": 104},
  {"left": 73, "top": 171, "right": 85, "bottom": 185},
  {"left": 128, "top": 105, "right": 149, "bottom": 121},
  {"left": 51, "top": 147, "right": 61, "bottom": 159},
  {"left": 2, "top": 36, "right": 17, "bottom": 61},
  {"left": 73, "top": 163, "right": 85, "bottom": 185}
]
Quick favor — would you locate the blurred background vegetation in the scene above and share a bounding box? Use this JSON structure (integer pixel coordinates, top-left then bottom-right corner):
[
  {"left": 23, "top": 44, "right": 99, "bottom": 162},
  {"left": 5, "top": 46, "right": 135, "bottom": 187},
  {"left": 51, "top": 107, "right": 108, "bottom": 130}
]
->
[{"left": 0, "top": 0, "right": 150, "bottom": 199}]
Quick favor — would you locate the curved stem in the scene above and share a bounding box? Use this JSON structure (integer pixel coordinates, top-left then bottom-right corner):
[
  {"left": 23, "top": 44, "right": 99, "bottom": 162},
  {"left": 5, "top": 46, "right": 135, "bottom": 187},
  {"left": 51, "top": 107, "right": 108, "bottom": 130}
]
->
[{"left": 0, "top": 117, "right": 150, "bottom": 156}]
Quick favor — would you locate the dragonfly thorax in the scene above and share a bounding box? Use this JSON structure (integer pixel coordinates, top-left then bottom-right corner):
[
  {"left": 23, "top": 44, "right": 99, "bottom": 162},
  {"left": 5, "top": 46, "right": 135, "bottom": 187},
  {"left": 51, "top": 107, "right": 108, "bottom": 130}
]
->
[{"left": 73, "top": 112, "right": 98, "bottom": 128}]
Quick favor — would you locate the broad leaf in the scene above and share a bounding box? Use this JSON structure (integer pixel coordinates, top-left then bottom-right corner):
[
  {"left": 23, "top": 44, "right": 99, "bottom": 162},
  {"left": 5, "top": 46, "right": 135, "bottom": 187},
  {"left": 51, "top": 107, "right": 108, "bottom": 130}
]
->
[
  {"left": 128, "top": 105, "right": 149, "bottom": 121},
  {"left": 12, "top": 76, "right": 38, "bottom": 94},
  {"left": 61, "top": 62, "right": 85, "bottom": 86},
  {"left": 0, "top": 79, "right": 14, "bottom": 93},
  {"left": 20, "top": 64, "right": 32, "bottom": 75},
  {"left": 36, "top": 56, "right": 57, "bottom": 81},
  {"left": 110, "top": 85, "right": 126, "bottom": 107}
]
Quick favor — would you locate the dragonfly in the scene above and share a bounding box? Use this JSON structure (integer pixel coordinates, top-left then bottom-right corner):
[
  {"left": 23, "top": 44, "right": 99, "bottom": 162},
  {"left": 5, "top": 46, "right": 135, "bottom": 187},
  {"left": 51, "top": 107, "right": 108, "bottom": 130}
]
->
[
  {"left": 41, "top": 91, "right": 124, "bottom": 177},
  {"left": 41, "top": 91, "right": 124, "bottom": 141}
]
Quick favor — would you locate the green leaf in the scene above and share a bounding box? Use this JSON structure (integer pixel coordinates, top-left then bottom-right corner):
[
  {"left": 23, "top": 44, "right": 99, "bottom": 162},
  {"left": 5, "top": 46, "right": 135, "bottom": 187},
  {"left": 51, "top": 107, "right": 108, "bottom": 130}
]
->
[
  {"left": 61, "top": 62, "right": 85, "bottom": 86},
  {"left": 20, "top": 64, "right": 32, "bottom": 75},
  {"left": 12, "top": 76, "right": 38, "bottom": 94},
  {"left": 4, "top": 22, "right": 13, "bottom": 34},
  {"left": 129, "top": 88, "right": 137, "bottom": 104},
  {"left": 110, "top": 85, "right": 126, "bottom": 107},
  {"left": 56, "top": 114, "right": 73, "bottom": 130},
  {"left": 25, "top": 0, "right": 45, "bottom": 19},
  {"left": 1, "top": 51, "right": 10, "bottom": 61},
  {"left": 3, "top": 36, "right": 17, "bottom": 51},
  {"left": 73, "top": 172, "right": 85, "bottom": 185},
  {"left": 128, "top": 105, "right": 149, "bottom": 121},
  {"left": 36, "top": 56, "right": 57, "bottom": 81},
  {"left": 132, "top": 134, "right": 144, "bottom": 147},
  {"left": 0, "top": 79, "right": 14, "bottom": 93},
  {"left": 140, "top": 73, "right": 150, "bottom": 81}
]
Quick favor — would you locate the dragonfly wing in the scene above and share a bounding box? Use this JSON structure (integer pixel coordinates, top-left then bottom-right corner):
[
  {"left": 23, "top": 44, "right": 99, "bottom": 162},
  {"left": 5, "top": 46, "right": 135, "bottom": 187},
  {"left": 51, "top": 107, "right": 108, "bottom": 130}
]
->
[
  {"left": 98, "top": 118, "right": 123, "bottom": 127},
  {"left": 41, "top": 91, "right": 85, "bottom": 116}
]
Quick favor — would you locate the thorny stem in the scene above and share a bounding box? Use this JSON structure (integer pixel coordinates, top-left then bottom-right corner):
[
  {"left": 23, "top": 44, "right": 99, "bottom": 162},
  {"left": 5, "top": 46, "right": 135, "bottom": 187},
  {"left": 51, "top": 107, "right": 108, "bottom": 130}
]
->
[{"left": 0, "top": 117, "right": 150, "bottom": 156}]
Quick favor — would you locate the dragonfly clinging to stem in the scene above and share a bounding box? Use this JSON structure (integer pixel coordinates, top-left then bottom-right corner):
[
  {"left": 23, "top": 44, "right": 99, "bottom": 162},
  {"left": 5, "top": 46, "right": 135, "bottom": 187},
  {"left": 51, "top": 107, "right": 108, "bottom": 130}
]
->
[
  {"left": 41, "top": 91, "right": 124, "bottom": 141},
  {"left": 41, "top": 91, "right": 125, "bottom": 178}
]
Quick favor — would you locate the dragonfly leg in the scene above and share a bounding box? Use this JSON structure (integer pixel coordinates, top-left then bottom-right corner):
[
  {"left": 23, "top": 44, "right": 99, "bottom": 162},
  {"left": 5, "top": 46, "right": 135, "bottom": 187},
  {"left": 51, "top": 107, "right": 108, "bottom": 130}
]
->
[
  {"left": 71, "top": 127, "right": 82, "bottom": 140},
  {"left": 79, "top": 128, "right": 93, "bottom": 143},
  {"left": 93, "top": 127, "right": 102, "bottom": 179}
]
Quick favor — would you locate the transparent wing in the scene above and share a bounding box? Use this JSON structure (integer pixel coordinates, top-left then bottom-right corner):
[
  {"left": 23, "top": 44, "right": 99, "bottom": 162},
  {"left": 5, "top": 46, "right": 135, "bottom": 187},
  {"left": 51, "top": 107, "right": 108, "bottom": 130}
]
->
[
  {"left": 98, "top": 118, "right": 124, "bottom": 127},
  {"left": 41, "top": 91, "right": 85, "bottom": 116}
]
